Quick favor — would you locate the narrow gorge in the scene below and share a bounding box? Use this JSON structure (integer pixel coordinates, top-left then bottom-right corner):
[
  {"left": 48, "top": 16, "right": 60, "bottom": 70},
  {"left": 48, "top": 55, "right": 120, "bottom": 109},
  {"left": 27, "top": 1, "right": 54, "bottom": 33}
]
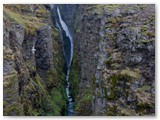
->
[{"left": 3, "top": 4, "right": 155, "bottom": 116}]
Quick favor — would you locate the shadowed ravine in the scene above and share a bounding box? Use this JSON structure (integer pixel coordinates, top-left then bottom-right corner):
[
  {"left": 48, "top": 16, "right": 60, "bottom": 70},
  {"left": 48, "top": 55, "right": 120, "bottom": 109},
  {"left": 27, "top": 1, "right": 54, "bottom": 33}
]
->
[
  {"left": 55, "top": 6, "right": 74, "bottom": 116},
  {"left": 3, "top": 4, "right": 155, "bottom": 116}
]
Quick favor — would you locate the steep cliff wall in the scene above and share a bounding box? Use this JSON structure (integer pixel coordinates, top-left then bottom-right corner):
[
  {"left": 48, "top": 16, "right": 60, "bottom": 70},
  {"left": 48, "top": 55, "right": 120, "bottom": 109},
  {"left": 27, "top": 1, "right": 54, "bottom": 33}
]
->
[
  {"left": 74, "top": 4, "right": 155, "bottom": 116},
  {"left": 3, "top": 4, "right": 67, "bottom": 116},
  {"left": 3, "top": 4, "right": 155, "bottom": 116}
]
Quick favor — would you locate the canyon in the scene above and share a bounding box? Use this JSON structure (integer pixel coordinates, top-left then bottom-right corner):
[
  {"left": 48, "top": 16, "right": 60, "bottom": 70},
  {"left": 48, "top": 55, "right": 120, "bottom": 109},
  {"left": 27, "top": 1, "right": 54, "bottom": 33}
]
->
[{"left": 3, "top": 4, "right": 155, "bottom": 116}]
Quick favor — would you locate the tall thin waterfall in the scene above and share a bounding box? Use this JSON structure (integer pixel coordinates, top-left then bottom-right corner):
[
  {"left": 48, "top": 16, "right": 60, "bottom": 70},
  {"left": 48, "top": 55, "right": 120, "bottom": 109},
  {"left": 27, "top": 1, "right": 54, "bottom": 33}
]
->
[
  {"left": 56, "top": 6, "right": 74, "bottom": 116},
  {"left": 57, "top": 7, "right": 73, "bottom": 67}
]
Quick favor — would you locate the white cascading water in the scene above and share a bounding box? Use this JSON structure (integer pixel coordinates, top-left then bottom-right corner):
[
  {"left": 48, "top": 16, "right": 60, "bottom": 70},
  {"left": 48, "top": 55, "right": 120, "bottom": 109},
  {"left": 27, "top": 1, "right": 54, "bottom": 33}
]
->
[
  {"left": 57, "top": 7, "right": 73, "bottom": 67},
  {"left": 56, "top": 6, "right": 74, "bottom": 116}
]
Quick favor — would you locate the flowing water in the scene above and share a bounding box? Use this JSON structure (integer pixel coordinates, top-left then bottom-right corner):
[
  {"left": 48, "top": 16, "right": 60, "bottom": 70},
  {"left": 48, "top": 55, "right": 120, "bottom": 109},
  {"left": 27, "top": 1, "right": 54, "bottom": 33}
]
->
[{"left": 56, "top": 6, "right": 74, "bottom": 116}]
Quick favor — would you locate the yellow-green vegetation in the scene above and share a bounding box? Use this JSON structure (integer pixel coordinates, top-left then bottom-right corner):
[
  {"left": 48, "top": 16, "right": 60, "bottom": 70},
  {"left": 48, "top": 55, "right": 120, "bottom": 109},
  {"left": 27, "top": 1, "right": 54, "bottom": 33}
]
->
[
  {"left": 3, "top": 70, "right": 24, "bottom": 116},
  {"left": 106, "top": 103, "right": 117, "bottom": 115},
  {"left": 4, "top": 4, "right": 31, "bottom": 14},
  {"left": 121, "top": 67, "right": 141, "bottom": 79},
  {"left": 141, "top": 25, "right": 148, "bottom": 32},
  {"left": 4, "top": 103, "right": 24, "bottom": 116},
  {"left": 3, "top": 71, "right": 17, "bottom": 88},
  {"left": 47, "top": 88, "right": 67, "bottom": 115},
  {"left": 52, "top": 28, "right": 60, "bottom": 41},
  {"left": 75, "top": 89, "right": 93, "bottom": 115},
  {"left": 34, "top": 74, "right": 47, "bottom": 93},
  {"left": 104, "top": 52, "right": 123, "bottom": 70},
  {"left": 138, "top": 85, "right": 151, "bottom": 93},
  {"left": 70, "top": 32, "right": 81, "bottom": 100},
  {"left": 105, "top": 58, "right": 114, "bottom": 66},
  {"left": 86, "top": 5, "right": 104, "bottom": 15},
  {"left": 3, "top": 5, "right": 47, "bottom": 35},
  {"left": 119, "top": 108, "right": 136, "bottom": 116},
  {"left": 86, "top": 5, "right": 123, "bottom": 15},
  {"left": 70, "top": 54, "right": 81, "bottom": 99},
  {"left": 46, "top": 70, "right": 59, "bottom": 91},
  {"left": 136, "top": 90, "right": 153, "bottom": 111},
  {"left": 92, "top": 74, "right": 99, "bottom": 88},
  {"left": 137, "top": 39, "right": 154, "bottom": 44},
  {"left": 110, "top": 76, "right": 118, "bottom": 86},
  {"left": 3, "top": 49, "right": 14, "bottom": 60},
  {"left": 35, "top": 9, "right": 50, "bottom": 18},
  {"left": 147, "top": 31, "right": 155, "bottom": 38},
  {"left": 106, "top": 88, "right": 117, "bottom": 100},
  {"left": 45, "top": 69, "right": 67, "bottom": 115},
  {"left": 3, "top": 4, "right": 67, "bottom": 116},
  {"left": 21, "top": 77, "right": 45, "bottom": 116},
  {"left": 140, "top": 25, "right": 155, "bottom": 38},
  {"left": 138, "top": 4, "right": 148, "bottom": 10},
  {"left": 107, "top": 17, "right": 122, "bottom": 28},
  {"left": 104, "top": 4, "right": 123, "bottom": 12}
]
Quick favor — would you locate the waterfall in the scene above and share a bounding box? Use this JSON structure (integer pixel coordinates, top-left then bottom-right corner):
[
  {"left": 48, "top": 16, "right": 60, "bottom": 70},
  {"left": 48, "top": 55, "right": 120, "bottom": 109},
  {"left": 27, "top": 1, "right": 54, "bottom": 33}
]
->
[
  {"left": 57, "top": 7, "right": 73, "bottom": 67},
  {"left": 56, "top": 6, "right": 74, "bottom": 116}
]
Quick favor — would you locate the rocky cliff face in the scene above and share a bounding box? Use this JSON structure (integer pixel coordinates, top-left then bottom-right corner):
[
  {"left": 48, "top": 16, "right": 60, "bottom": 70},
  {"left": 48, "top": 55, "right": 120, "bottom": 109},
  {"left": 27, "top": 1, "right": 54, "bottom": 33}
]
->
[
  {"left": 3, "top": 4, "right": 155, "bottom": 116},
  {"left": 3, "top": 4, "right": 67, "bottom": 116},
  {"left": 74, "top": 4, "right": 155, "bottom": 116}
]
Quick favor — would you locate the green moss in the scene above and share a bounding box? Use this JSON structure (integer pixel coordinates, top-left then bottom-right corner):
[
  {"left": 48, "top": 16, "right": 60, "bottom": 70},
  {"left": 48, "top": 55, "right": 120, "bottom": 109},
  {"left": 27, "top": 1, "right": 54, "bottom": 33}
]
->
[
  {"left": 104, "top": 5, "right": 122, "bottom": 12},
  {"left": 138, "top": 103, "right": 151, "bottom": 108},
  {"left": 3, "top": 49, "right": 14, "bottom": 60},
  {"left": 147, "top": 31, "right": 155, "bottom": 38},
  {"left": 105, "top": 58, "right": 113, "bottom": 66},
  {"left": 105, "top": 57, "right": 121, "bottom": 70},
  {"left": 46, "top": 70, "right": 58, "bottom": 90},
  {"left": 121, "top": 67, "right": 140, "bottom": 79},
  {"left": 47, "top": 89, "right": 67, "bottom": 115},
  {"left": 141, "top": 25, "right": 148, "bottom": 32},
  {"left": 130, "top": 27, "right": 137, "bottom": 31},
  {"left": 26, "top": 60, "right": 36, "bottom": 72},
  {"left": 75, "top": 91, "right": 92, "bottom": 116},
  {"left": 106, "top": 88, "right": 117, "bottom": 100},
  {"left": 149, "top": 15, "right": 155, "bottom": 22},
  {"left": 52, "top": 28, "right": 60, "bottom": 40},
  {"left": 22, "top": 76, "right": 49, "bottom": 115},
  {"left": 92, "top": 74, "right": 99, "bottom": 88},
  {"left": 138, "top": 85, "right": 151, "bottom": 92},
  {"left": 74, "top": 17, "right": 79, "bottom": 30},
  {"left": 70, "top": 41, "right": 81, "bottom": 99},
  {"left": 86, "top": 5, "right": 104, "bottom": 15},
  {"left": 34, "top": 75, "right": 46, "bottom": 93},
  {"left": 4, "top": 103, "right": 24, "bottom": 116},
  {"left": 119, "top": 108, "right": 136, "bottom": 116},
  {"left": 76, "top": 29, "right": 81, "bottom": 34},
  {"left": 110, "top": 76, "right": 118, "bottom": 86},
  {"left": 139, "top": 4, "right": 147, "bottom": 10},
  {"left": 107, "top": 17, "right": 121, "bottom": 28},
  {"left": 4, "top": 4, "right": 31, "bottom": 14},
  {"left": 137, "top": 39, "right": 154, "bottom": 44},
  {"left": 104, "top": 33, "right": 117, "bottom": 42},
  {"left": 106, "top": 104, "right": 117, "bottom": 115},
  {"left": 35, "top": 9, "right": 49, "bottom": 18},
  {"left": 3, "top": 101, "right": 7, "bottom": 108},
  {"left": 3, "top": 72, "right": 17, "bottom": 88},
  {"left": 4, "top": 7, "right": 46, "bottom": 35}
]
